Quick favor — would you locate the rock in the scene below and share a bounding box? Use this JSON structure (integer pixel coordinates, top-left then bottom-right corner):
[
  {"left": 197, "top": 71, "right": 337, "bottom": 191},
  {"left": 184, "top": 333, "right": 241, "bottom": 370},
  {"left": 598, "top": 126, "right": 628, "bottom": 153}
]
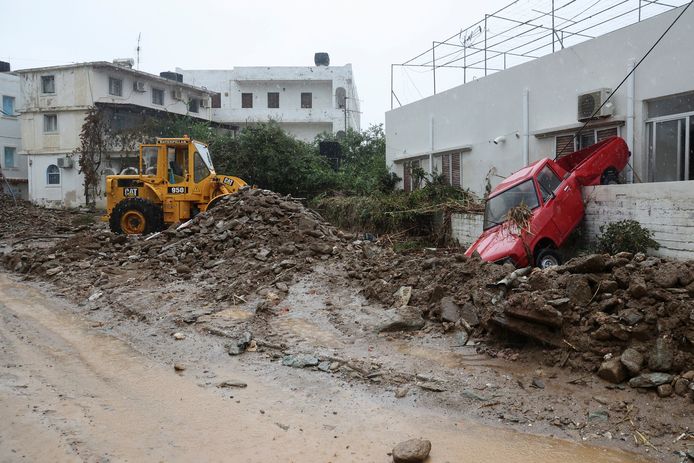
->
[
  {"left": 45, "top": 266, "right": 63, "bottom": 276},
  {"left": 88, "top": 291, "right": 103, "bottom": 302},
  {"left": 172, "top": 332, "right": 186, "bottom": 340},
  {"left": 682, "top": 370, "right": 694, "bottom": 381},
  {"left": 377, "top": 307, "right": 425, "bottom": 333},
  {"left": 395, "top": 386, "right": 409, "bottom": 398},
  {"left": 217, "top": 380, "right": 247, "bottom": 388},
  {"left": 656, "top": 383, "right": 673, "bottom": 398},
  {"left": 628, "top": 372, "right": 674, "bottom": 388},
  {"left": 620, "top": 348, "right": 644, "bottom": 376},
  {"left": 393, "top": 286, "right": 412, "bottom": 308},
  {"left": 597, "top": 358, "right": 627, "bottom": 384},
  {"left": 653, "top": 263, "right": 679, "bottom": 288},
  {"left": 673, "top": 378, "right": 690, "bottom": 396},
  {"left": 227, "top": 332, "right": 252, "bottom": 356},
  {"left": 255, "top": 248, "right": 272, "bottom": 261},
  {"left": 564, "top": 254, "right": 607, "bottom": 274},
  {"left": 440, "top": 297, "right": 461, "bottom": 323},
  {"left": 617, "top": 308, "right": 643, "bottom": 326},
  {"left": 588, "top": 410, "right": 609, "bottom": 422},
  {"left": 459, "top": 302, "right": 480, "bottom": 326},
  {"left": 599, "top": 280, "right": 619, "bottom": 294},
  {"left": 175, "top": 264, "right": 191, "bottom": 274},
  {"left": 565, "top": 275, "right": 592, "bottom": 305},
  {"left": 317, "top": 361, "right": 331, "bottom": 372},
  {"left": 546, "top": 297, "right": 570, "bottom": 308},
  {"left": 647, "top": 338, "right": 673, "bottom": 372},
  {"left": 309, "top": 243, "right": 333, "bottom": 255},
  {"left": 531, "top": 377, "right": 545, "bottom": 389},
  {"left": 281, "top": 354, "right": 319, "bottom": 368},
  {"left": 173, "top": 363, "right": 186, "bottom": 371},
  {"left": 628, "top": 278, "right": 648, "bottom": 299},
  {"left": 392, "top": 439, "right": 432, "bottom": 463}
]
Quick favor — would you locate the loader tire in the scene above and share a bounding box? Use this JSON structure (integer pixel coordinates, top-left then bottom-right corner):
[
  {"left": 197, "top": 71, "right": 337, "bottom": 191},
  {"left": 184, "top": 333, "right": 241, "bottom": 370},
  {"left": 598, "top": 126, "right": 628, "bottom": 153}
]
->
[{"left": 109, "top": 198, "right": 163, "bottom": 235}]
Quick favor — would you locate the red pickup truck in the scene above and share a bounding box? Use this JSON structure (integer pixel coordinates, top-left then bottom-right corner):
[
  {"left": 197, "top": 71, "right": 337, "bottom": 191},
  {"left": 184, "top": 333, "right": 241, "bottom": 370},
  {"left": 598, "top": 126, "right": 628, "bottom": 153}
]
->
[{"left": 465, "top": 136, "right": 630, "bottom": 268}]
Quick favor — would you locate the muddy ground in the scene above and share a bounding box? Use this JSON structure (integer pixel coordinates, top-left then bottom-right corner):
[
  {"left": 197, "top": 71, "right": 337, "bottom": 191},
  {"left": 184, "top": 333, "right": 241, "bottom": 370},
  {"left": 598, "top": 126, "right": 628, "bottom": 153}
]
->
[{"left": 0, "top": 192, "right": 692, "bottom": 462}]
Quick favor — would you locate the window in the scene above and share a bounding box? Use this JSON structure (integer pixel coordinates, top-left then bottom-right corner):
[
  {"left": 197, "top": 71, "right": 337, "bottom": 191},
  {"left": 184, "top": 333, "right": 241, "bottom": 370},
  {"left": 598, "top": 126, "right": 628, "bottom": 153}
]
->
[
  {"left": 537, "top": 165, "right": 562, "bottom": 203},
  {"left": 555, "top": 126, "right": 620, "bottom": 157},
  {"left": 301, "top": 92, "right": 312, "bottom": 109},
  {"left": 41, "top": 75, "right": 55, "bottom": 94},
  {"left": 403, "top": 159, "right": 423, "bottom": 192},
  {"left": 267, "top": 92, "right": 279, "bottom": 108},
  {"left": 109, "top": 77, "right": 123, "bottom": 96},
  {"left": 188, "top": 98, "right": 199, "bottom": 113},
  {"left": 47, "top": 164, "right": 60, "bottom": 185},
  {"left": 438, "top": 152, "right": 461, "bottom": 187},
  {"left": 193, "top": 151, "right": 211, "bottom": 183},
  {"left": 646, "top": 93, "right": 694, "bottom": 182},
  {"left": 211, "top": 92, "right": 222, "bottom": 108},
  {"left": 241, "top": 93, "right": 253, "bottom": 108},
  {"left": 44, "top": 114, "right": 58, "bottom": 132},
  {"left": 152, "top": 88, "right": 164, "bottom": 105},
  {"left": 2, "top": 96, "right": 14, "bottom": 116},
  {"left": 335, "top": 87, "right": 346, "bottom": 109},
  {"left": 4, "top": 147, "right": 15, "bottom": 168}
]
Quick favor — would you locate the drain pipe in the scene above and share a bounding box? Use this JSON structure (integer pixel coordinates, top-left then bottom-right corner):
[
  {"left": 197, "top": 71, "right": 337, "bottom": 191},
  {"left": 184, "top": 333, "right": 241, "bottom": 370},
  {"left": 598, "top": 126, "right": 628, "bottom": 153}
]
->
[
  {"left": 429, "top": 115, "right": 434, "bottom": 174},
  {"left": 522, "top": 89, "right": 529, "bottom": 166},
  {"left": 625, "top": 60, "right": 635, "bottom": 183}
]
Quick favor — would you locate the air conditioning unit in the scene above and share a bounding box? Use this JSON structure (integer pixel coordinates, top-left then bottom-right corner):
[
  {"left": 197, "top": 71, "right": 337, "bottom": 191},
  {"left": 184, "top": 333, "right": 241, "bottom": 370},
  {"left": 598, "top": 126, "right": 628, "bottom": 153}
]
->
[
  {"left": 172, "top": 88, "right": 183, "bottom": 100},
  {"left": 57, "top": 157, "right": 74, "bottom": 169},
  {"left": 577, "top": 88, "right": 613, "bottom": 121},
  {"left": 133, "top": 81, "right": 146, "bottom": 92}
]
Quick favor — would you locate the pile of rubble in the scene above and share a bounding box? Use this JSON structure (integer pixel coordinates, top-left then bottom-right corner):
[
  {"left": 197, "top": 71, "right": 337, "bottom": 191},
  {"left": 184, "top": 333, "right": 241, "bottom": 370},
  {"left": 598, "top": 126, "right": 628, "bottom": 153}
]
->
[
  {"left": 3, "top": 189, "right": 372, "bottom": 302},
  {"left": 0, "top": 194, "right": 83, "bottom": 239},
  {"left": 348, "top": 250, "right": 694, "bottom": 400}
]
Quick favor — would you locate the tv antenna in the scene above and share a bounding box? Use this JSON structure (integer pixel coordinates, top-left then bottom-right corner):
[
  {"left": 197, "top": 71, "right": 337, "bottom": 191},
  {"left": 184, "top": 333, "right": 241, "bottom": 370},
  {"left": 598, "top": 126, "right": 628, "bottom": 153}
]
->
[{"left": 136, "top": 33, "right": 141, "bottom": 70}]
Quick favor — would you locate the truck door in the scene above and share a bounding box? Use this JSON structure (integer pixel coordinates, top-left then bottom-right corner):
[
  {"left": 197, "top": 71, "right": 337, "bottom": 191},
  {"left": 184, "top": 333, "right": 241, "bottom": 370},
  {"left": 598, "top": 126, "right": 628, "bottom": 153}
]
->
[{"left": 537, "top": 164, "right": 584, "bottom": 242}]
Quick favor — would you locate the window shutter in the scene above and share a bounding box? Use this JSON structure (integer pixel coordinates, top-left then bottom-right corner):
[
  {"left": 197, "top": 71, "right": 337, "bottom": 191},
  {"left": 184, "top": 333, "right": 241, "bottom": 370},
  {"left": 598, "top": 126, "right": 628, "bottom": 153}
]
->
[
  {"left": 451, "top": 152, "right": 461, "bottom": 187},
  {"left": 403, "top": 162, "right": 411, "bottom": 193},
  {"left": 442, "top": 154, "right": 451, "bottom": 184},
  {"left": 596, "top": 127, "right": 618, "bottom": 141},
  {"left": 555, "top": 134, "right": 575, "bottom": 158}
]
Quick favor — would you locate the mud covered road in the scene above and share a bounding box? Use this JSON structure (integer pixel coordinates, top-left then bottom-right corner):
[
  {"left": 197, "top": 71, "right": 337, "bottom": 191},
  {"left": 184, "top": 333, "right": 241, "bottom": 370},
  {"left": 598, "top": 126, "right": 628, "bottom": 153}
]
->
[{"left": 0, "top": 272, "right": 652, "bottom": 463}]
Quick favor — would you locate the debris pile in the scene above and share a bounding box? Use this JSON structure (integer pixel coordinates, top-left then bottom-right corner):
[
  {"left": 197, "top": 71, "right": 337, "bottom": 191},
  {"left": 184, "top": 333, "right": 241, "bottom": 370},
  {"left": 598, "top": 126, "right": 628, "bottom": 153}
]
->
[
  {"left": 0, "top": 194, "right": 83, "bottom": 239},
  {"left": 2, "top": 189, "right": 367, "bottom": 301}
]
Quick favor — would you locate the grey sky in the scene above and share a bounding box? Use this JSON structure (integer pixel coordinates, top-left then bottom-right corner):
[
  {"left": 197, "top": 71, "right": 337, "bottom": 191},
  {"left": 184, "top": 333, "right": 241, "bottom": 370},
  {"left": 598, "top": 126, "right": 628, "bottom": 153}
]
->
[{"left": 0, "top": 0, "right": 507, "bottom": 128}]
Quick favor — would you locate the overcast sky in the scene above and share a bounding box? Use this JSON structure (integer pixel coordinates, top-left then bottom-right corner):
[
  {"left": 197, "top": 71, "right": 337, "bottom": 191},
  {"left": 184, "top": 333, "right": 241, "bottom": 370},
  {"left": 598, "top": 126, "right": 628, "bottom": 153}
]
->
[{"left": 0, "top": 0, "right": 508, "bottom": 128}]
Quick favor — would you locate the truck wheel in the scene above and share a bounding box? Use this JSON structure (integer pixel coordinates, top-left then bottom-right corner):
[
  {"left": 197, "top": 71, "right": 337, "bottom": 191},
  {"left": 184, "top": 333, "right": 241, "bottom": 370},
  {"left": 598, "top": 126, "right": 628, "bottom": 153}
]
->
[
  {"left": 601, "top": 168, "right": 619, "bottom": 185},
  {"left": 535, "top": 248, "right": 562, "bottom": 269},
  {"left": 109, "top": 198, "right": 163, "bottom": 235}
]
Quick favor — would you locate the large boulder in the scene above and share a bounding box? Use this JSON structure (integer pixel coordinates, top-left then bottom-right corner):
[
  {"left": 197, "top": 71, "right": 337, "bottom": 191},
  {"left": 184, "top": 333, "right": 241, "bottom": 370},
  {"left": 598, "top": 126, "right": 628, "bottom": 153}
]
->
[
  {"left": 648, "top": 338, "right": 674, "bottom": 372},
  {"left": 597, "top": 358, "right": 627, "bottom": 384},
  {"left": 439, "top": 297, "right": 461, "bottom": 323},
  {"left": 628, "top": 372, "right": 674, "bottom": 388},
  {"left": 563, "top": 254, "right": 608, "bottom": 274},
  {"left": 620, "top": 348, "right": 644, "bottom": 376}
]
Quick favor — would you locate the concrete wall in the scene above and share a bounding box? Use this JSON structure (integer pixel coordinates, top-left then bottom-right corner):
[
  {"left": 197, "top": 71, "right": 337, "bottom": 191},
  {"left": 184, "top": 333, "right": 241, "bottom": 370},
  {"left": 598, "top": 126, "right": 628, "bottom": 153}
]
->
[
  {"left": 451, "top": 213, "right": 484, "bottom": 248},
  {"left": 386, "top": 6, "right": 694, "bottom": 197},
  {"left": 582, "top": 181, "right": 694, "bottom": 259},
  {"left": 0, "top": 72, "right": 27, "bottom": 199},
  {"left": 178, "top": 65, "right": 360, "bottom": 141},
  {"left": 451, "top": 182, "right": 694, "bottom": 260}
]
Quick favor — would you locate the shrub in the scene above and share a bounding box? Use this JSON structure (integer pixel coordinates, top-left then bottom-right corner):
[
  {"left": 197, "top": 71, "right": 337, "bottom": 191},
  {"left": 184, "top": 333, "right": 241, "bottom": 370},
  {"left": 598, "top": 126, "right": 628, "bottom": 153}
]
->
[{"left": 596, "top": 219, "right": 660, "bottom": 254}]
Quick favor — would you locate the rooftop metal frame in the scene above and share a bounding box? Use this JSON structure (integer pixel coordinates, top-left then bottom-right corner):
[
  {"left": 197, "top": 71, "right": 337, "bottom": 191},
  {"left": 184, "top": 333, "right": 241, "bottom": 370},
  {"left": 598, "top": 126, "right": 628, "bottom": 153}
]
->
[{"left": 390, "top": 0, "right": 688, "bottom": 109}]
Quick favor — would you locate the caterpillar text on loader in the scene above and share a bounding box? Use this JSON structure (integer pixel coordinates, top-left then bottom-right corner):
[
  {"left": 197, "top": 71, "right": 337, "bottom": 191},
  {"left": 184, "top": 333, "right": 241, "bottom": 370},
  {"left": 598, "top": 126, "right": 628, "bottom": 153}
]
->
[{"left": 104, "top": 136, "right": 247, "bottom": 234}]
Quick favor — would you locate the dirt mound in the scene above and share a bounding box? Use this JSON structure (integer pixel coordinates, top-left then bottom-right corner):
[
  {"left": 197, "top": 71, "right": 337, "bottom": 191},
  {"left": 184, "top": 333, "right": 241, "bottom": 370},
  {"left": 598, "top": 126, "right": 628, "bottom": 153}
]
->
[
  {"left": 0, "top": 194, "right": 85, "bottom": 239},
  {"left": 3, "top": 189, "right": 366, "bottom": 301}
]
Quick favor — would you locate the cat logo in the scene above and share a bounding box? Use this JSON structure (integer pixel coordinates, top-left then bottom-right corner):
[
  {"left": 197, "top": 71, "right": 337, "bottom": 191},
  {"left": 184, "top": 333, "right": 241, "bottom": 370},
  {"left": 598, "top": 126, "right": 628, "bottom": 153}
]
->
[
  {"left": 222, "top": 177, "right": 235, "bottom": 186},
  {"left": 123, "top": 187, "right": 139, "bottom": 197}
]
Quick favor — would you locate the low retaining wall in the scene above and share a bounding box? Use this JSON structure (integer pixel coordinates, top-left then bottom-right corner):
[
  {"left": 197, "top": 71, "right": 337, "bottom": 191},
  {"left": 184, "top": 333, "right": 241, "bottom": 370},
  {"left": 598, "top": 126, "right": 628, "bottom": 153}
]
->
[{"left": 451, "top": 180, "right": 694, "bottom": 260}]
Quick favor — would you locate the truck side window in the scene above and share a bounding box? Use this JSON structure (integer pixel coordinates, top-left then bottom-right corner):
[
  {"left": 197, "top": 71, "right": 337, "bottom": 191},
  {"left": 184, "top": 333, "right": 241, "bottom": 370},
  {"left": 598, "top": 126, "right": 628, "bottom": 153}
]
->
[
  {"left": 537, "top": 165, "right": 562, "bottom": 202},
  {"left": 167, "top": 147, "right": 186, "bottom": 184},
  {"left": 142, "top": 147, "right": 158, "bottom": 176}
]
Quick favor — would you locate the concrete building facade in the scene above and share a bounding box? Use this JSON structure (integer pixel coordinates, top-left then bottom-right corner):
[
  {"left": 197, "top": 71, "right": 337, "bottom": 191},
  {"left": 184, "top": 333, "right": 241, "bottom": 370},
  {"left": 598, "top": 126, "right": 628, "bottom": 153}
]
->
[
  {"left": 386, "top": 6, "right": 694, "bottom": 197},
  {"left": 17, "top": 61, "right": 214, "bottom": 208},
  {"left": 177, "top": 62, "right": 360, "bottom": 142},
  {"left": 0, "top": 69, "right": 27, "bottom": 199}
]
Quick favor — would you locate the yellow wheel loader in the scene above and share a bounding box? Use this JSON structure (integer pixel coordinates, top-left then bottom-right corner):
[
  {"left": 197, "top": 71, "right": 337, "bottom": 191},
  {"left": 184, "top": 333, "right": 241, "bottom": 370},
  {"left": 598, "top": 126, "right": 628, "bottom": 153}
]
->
[{"left": 103, "top": 136, "right": 247, "bottom": 234}]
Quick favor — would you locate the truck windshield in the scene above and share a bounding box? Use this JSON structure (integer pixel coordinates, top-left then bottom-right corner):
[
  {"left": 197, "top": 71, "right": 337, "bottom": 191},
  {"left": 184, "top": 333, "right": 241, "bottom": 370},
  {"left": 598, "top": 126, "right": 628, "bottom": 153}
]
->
[{"left": 483, "top": 179, "right": 539, "bottom": 230}]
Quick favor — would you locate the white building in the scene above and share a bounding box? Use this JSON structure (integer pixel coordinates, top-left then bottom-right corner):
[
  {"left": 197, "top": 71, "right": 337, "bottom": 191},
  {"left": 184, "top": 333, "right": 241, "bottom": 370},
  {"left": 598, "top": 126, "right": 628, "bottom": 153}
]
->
[
  {"left": 17, "top": 61, "right": 214, "bottom": 208},
  {"left": 386, "top": 5, "right": 694, "bottom": 196},
  {"left": 0, "top": 64, "right": 27, "bottom": 200},
  {"left": 177, "top": 56, "right": 360, "bottom": 142}
]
